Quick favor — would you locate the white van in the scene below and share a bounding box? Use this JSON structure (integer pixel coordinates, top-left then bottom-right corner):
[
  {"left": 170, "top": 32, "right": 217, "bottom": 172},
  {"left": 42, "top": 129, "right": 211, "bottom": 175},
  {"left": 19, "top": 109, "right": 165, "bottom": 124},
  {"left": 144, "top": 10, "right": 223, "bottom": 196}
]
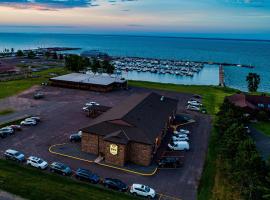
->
[{"left": 168, "top": 141, "right": 190, "bottom": 151}]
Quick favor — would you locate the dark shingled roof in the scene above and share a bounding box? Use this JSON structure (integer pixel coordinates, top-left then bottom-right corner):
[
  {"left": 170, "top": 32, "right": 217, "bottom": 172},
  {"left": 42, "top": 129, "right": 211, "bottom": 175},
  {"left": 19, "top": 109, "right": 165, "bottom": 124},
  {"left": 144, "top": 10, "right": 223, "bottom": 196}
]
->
[
  {"left": 82, "top": 92, "right": 178, "bottom": 145},
  {"left": 227, "top": 93, "right": 270, "bottom": 110}
]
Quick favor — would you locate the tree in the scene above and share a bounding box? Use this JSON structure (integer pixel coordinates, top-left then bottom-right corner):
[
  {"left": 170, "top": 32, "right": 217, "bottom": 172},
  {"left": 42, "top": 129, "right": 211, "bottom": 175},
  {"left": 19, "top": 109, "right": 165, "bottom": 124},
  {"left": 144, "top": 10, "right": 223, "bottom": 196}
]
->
[
  {"left": 65, "top": 54, "right": 87, "bottom": 72},
  {"left": 246, "top": 73, "right": 260, "bottom": 92},
  {"left": 27, "top": 50, "right": 36, "bottom": 59},
  {"left": 11, "top": 48, "right": 14, "bottom": 54},
  {"left": 16, "top": 50, "right": 24, "bottom": 57},
  {"left": 44, "top": 51, "right": 50, "bottom": 59},
  {"left": 91, "top": 58, "right": 100, "bottom": 73},
  {"left": 102, "top": 60, "right": 115, "bottom": 74}
]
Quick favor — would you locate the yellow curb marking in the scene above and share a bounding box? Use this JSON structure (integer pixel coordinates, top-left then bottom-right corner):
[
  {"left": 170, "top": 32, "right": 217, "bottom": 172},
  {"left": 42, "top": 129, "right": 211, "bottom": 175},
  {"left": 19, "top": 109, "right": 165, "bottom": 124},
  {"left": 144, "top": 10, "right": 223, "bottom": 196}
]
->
[{"left": 49, "top": 143, "right": 158, "bottom": 176}]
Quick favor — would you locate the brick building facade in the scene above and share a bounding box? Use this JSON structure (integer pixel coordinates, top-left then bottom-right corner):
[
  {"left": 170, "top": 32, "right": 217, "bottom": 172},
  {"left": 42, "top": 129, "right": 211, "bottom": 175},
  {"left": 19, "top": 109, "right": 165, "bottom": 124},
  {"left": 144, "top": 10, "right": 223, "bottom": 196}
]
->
[{"left": 81, "top": 92, "right": 178, "bottom": 166}]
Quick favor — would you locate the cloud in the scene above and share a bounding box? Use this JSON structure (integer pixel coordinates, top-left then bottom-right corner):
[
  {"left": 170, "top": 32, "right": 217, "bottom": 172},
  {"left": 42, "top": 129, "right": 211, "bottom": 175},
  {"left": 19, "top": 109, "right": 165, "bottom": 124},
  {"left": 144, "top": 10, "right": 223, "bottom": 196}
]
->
[{"left": 0, "top": 0, "right": 134, "bottom": 10}]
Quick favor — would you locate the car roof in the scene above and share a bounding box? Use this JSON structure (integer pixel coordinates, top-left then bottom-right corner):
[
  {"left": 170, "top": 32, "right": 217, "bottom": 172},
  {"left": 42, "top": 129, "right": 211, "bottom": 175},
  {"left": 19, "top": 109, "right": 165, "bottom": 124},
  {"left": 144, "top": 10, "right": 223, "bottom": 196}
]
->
[
  {"left": 6, "top": 149, "right": 18, "bottom": 154},
  {"left": 132, "top": 183, "right": 146, "bottom": 188},
  {"left": 28, "top": 156, "right": 41, "bottom": 161}
]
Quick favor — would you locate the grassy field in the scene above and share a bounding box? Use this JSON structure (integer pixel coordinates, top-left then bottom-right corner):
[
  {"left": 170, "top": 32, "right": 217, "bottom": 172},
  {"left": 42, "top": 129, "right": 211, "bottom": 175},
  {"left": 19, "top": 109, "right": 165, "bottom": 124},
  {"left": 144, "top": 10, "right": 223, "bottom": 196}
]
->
[
  {"left": 129, "top": 80, "right": 238, "bottom": 115},
  {"left": 253, "top": 121, "right": 270, "bottom": 136},
  {"left": 0, "top": 67, "right": 68, "bottom": 99},
  {"left": 0, "top": 159, "right": 138, "bottom": 200},
  {"left": 0, "top": 108, "right": 14, "bottom": 116}
]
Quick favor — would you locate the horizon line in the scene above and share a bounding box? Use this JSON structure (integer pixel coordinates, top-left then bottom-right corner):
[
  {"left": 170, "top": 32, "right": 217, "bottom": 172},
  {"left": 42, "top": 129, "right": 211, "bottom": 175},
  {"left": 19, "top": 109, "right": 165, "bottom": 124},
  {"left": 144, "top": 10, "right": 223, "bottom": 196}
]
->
[{"left": 0, "top": 32, "right": 270, "bottom": 42}]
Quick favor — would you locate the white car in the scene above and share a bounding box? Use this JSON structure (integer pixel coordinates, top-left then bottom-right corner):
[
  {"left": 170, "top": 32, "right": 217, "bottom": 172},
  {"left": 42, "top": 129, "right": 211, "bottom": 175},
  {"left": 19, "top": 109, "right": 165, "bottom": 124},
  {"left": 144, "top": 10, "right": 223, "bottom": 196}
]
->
[
  {"left": 186, "top": 105, "right": 200, "bottom": 111},
  {"left": 27, "top": 156, "right": 48, "bottom": 169},
  {"left": 168, "top": 141, "right": 190, "bottom": 151},
  {"left": 188, "top": 100, "right": 202, "bottom": 107},
  {"left": 130, "top": 184, "right": 156, "bottom": 199},
  {"left": 85, "top": 101, "right": 100, "bottom": 106},
  {"left": 20, "top": 119, "right": 37, "bottom": 126},
  {"left": 29, "top": 116, "right": 41, "bottom": 122},
  {"left": 0, "top": 127, "right": 14, "bottom": 135},
  {"left": 173, "top": 131, "right": 188, "bottom": 137},
  {"left": 172, "top": 135, "right": 189, "bottom": 141},
  {"left": 174, "top": 129, "right": 190, "bottom": 135},
  {"left": 179, "top": 129, "right": 190, "bottom": 134}
]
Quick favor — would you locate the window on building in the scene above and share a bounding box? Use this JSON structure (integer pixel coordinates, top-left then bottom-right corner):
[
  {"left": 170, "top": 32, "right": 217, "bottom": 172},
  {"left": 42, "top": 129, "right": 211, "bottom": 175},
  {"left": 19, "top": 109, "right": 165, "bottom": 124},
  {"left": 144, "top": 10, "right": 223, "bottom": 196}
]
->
[{"left": 258, "top": 103, "right": 265, "bottom": 108}]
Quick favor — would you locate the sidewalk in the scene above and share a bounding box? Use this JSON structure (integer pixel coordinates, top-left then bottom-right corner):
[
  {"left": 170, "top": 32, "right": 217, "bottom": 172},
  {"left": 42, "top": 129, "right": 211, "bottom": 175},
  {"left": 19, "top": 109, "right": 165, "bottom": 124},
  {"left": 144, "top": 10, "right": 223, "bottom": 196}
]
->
[{"left": 49, "top": 143, "right": 158, "bottom": 176}]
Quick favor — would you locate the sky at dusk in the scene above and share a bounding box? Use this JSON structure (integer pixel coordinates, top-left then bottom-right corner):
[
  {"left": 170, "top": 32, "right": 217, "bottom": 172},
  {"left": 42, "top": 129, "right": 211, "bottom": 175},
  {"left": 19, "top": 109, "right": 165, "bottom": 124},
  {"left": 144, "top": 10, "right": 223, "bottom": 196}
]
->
[{"left": 0, "top": 0, "right": 269, "bottom": 39}]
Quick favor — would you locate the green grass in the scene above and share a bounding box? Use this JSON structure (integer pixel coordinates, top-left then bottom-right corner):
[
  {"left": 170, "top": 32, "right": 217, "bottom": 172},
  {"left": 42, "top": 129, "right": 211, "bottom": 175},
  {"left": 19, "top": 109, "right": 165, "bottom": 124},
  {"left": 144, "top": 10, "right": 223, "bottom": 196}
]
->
[
  {"left": 129, "top": 80, "right": 238, "bottom": 115},
  {"left": 0, "top": 108, "right": 14, "bottom": 116},
  {"left": 0, "top": 67, "right": 69, "bottom": 99},
  {"left": 253, "top": 121, "right": 270, "bottom": 136},
  {"left": 0, "top": 159, "right": 138, "bottom": 200}
]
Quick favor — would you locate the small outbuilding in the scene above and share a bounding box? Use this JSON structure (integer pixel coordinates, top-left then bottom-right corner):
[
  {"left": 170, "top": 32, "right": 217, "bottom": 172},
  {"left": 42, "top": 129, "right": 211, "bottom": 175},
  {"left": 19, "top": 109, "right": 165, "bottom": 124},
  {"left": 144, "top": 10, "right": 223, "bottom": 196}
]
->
[{"left": 81, "top": 92, "right": 178, "bottom": 166}]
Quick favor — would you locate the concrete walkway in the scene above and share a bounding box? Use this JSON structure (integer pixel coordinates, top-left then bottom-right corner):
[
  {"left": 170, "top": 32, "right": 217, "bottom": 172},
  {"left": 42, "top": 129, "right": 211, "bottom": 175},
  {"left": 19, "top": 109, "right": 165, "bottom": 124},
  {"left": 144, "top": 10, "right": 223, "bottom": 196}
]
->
[
  {"left": 0, "top": 190, "right": 26, "bottom": 200},
  {"left": 250, "top": 126, "right": 270, "bottom": 160}
]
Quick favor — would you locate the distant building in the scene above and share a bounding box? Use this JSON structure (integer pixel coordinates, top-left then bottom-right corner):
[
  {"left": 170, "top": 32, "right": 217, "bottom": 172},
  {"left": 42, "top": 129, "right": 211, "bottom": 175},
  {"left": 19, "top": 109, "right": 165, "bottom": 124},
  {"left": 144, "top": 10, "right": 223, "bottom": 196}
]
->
[
  {"left": 81, "top": 93, "right": 178, "bottom": 166},
  {"left": 227, "top": 93, "right": 270, "bottom": 112},
  {"left": 50, "top": 73, "right": 127, "bottom": 92}
]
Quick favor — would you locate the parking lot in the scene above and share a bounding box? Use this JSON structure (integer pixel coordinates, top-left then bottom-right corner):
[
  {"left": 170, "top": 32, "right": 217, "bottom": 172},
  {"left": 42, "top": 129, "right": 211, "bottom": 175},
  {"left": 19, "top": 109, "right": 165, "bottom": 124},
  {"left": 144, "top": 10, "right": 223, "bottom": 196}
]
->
[{"left": 0, "top": 86, "right": 211, "bottom": 200}]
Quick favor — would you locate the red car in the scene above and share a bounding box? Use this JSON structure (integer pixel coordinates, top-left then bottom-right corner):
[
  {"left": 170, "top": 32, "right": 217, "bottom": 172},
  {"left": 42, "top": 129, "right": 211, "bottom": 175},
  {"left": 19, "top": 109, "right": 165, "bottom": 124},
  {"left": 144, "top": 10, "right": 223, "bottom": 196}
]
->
[{"left": 9, "top": 125, "right": 22, "bottom": 131}]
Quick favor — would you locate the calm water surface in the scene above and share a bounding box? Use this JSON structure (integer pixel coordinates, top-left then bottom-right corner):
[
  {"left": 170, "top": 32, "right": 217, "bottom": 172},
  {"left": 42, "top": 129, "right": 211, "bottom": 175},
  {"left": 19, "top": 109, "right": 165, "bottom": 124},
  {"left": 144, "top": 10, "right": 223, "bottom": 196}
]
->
[{"left": 0, "top": 33, "right": 269, "bottom": 91}]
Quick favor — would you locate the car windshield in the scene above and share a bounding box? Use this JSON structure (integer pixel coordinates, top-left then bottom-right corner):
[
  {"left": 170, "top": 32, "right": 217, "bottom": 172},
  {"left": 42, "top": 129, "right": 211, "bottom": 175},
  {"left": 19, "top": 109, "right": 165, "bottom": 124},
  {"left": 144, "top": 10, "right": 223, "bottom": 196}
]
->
[
  {"left": 14, "top": 152, "right": 21, "bottom": 156},
  {"left": 144, "top": 186, "right": 150, "bottom": 192},
  {"left": 38, "top": 159, "right": 44, "bottom": 164}
]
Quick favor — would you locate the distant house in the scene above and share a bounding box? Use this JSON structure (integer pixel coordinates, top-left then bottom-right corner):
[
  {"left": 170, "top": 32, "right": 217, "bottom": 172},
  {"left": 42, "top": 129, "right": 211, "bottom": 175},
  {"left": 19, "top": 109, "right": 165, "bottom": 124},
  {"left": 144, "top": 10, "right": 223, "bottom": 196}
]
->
[
  {"left": 227, "top": 93, "right": 270, "bottom": 112},
  {"left": 81, "top": 92, "right": 178, "bottom": 166}
]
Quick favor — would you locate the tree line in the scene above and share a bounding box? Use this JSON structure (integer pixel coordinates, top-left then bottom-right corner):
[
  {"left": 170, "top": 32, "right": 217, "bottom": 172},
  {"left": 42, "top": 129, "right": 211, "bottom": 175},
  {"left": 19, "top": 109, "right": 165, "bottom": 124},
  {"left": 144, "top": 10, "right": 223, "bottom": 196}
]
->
[
  {"left": 64, "top": 54, "right": 115, "bottom": 74},
  {"left": 215, "top": 99, "right": 270, "bottom": 199}
]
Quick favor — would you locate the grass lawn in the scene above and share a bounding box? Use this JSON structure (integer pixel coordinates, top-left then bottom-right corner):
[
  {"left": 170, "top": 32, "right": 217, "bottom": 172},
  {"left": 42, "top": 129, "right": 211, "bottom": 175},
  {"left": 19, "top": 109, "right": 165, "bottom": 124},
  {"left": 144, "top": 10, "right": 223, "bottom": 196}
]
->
[
  {"left": 129, "top": 80, "right": 238, "bottom": 115},
  {"left": 0, "top": 67, "right": 68, "bottom": 99},
  {"left": 0, "top": 159, "right": 138, "bottom": 200},
  {"left": 253, "top": 121, "right": 270, "bottom": 136},
  {"left": 0, "top": 108, "right": 14, "bottom": 116}
]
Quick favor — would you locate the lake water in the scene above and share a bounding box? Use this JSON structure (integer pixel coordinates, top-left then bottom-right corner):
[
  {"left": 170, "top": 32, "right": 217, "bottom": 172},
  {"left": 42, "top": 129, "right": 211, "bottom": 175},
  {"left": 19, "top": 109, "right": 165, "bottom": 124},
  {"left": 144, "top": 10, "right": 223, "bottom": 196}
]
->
[{"left": 0, "top": 33, "right": 269, "bottom": 91}]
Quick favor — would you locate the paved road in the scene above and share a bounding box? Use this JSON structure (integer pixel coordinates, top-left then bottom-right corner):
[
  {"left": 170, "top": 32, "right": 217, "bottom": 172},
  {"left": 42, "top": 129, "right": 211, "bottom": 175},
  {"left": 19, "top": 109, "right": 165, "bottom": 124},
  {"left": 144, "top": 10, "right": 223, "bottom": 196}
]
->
[
  {"left": 0, "top": 86, "right": 212, "bottom": 200},
  {"left": 250, "top": 126, "right": 270, "bottom": 160}
]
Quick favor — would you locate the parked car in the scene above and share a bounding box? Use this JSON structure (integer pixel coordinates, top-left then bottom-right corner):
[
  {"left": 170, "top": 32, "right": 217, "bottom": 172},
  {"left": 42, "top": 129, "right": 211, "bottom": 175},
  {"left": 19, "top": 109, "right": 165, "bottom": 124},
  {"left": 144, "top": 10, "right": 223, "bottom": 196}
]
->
[
  {"left": 173, "top": 131, "right": 188, "bottom": 137},
  {"left": 0, "top": 127, "right": 14, "bottom": 136},
  {"left": 103, "top": 178, "right": 128, "bottom": 192},
  {"left": 29, "top": 116, "right": 41, "bottom": 122},
  {"left": 186, "top": 105, "right": 200, "bottom": 111},
  {"left": 33, "top": 92, "right": 44, "bottom": 99},
  {"left": 192, "top": 94, "right": 202, "bottom": 99},
  {"left": 20, "top": 119, "right": 37, "bottom": 126},
  {"left": 9, "top": 125, "right": 22, "bottom": 131},
  {"left": 130, "top": 184, "right": 156, "bottom": 199},
  {"left": 172, "top": 135, "right": 189, "bottom": 141},
  {"left": 69, "top": 131, "right": 82, "bottom": 142},
  {"left": 50, "top": 162, "right": 72, "bottom": 176},
  {"left": 176, "top": 129, "right": 190, "bottom": 135},
  {"left": 158, "top": 157, "right": 182, "bottom": 168},
  {"left": 4, "top": 149, "right": 25, "bottom": 162},
  {"left": 168, "top": 141, "right": 190, "bottom": 151},
  {"left": 27, "top": 156, "right": 48, "bottom": 169},
  {"left": 75, "top": 168, "right": 100, "bottom": 184},
  {"left": 187, "top": 100, "right": 202, "bottom": 107},
  {"left": 85, "top": 101, "right": 100, "bottom": 106}
]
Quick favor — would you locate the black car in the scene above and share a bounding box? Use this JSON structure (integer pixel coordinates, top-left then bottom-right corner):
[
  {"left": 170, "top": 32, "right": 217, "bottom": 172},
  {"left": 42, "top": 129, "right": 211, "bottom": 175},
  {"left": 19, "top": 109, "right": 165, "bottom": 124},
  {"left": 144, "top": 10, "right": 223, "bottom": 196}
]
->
[
  {"left": 33, "top": 92, "right": 44, "bottom": 99},
  {"left": 75, "top": 168, "right": 100, "bottom": 184},
  {"left": 69, "top": 134, "right": 81, "bottom": 142},
  {"left": 103, "top": 178, "right": 128, "bottom": 192},
  {"left": 50, "top": 162, "right": 72, "bottom": 176},
  {"left": 158, "top": 157, "right": 182, "bottom": 168}
]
